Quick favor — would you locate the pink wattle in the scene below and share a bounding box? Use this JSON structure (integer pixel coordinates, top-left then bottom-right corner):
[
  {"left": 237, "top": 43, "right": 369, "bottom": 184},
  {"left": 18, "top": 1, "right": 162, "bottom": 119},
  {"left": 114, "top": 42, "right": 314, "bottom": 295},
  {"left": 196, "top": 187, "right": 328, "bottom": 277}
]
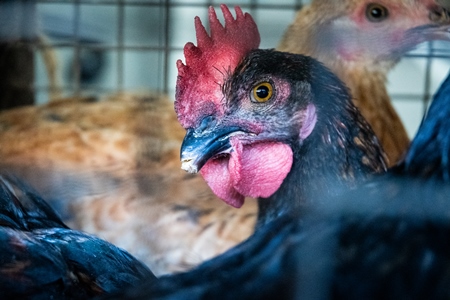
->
[
  {"left": 199, "top": 156, "right": 246, "bottom": 208},
  {"left": 200, "top": 139, "right": 293, "bottom": 208}
]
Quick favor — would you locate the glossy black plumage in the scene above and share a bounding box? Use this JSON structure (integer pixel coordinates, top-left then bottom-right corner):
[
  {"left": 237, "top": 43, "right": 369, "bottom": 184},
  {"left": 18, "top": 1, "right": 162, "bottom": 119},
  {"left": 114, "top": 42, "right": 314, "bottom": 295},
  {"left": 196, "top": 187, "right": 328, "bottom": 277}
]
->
[
  {"left": 395, "top": 71, "right": 450, "bottom": 180},
  {"left": 0, "top": 175, "right": 155, "bottom": 299},
  {"left": 109, "top": 66, "right": 450, "bottom": 299},
  {"left": 179, "top": 49, "right": 387, "bottom": 226}
]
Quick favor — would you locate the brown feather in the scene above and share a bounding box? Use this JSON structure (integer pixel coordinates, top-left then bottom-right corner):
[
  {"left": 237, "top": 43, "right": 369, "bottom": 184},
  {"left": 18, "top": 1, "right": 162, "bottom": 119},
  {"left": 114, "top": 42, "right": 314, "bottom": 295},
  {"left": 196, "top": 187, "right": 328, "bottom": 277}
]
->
[
  {"left": 0, "top": 93, "right": 257, "bottom": 276},
  {"left": 278, "top": 0, "right": 450, "bottom": 165}
]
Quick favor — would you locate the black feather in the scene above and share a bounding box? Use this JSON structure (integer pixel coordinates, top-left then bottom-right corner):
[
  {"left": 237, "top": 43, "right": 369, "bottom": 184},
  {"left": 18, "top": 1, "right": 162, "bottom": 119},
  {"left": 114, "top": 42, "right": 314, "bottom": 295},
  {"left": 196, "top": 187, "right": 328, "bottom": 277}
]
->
[
  {"left": 0, "top": 175, "right": 155, "bottom": 299},
  {"left": 108, "top": 60, "right": 450, "bottom": 299}
]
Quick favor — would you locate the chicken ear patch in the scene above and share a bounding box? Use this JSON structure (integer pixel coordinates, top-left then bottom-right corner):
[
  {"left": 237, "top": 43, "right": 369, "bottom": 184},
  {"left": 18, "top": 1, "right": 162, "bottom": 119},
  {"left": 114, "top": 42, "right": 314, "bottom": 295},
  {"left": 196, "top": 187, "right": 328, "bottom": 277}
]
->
[{"left": 200, "top": 139, "right": 293, "bottom": 208}]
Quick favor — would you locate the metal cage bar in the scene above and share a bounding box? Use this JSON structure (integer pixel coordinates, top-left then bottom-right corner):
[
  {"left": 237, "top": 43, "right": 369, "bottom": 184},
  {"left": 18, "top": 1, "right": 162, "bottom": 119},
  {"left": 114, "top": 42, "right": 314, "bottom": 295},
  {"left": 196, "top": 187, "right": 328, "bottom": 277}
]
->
[{"left": 10, "top": 0, "right": 448, "bottom": 136}]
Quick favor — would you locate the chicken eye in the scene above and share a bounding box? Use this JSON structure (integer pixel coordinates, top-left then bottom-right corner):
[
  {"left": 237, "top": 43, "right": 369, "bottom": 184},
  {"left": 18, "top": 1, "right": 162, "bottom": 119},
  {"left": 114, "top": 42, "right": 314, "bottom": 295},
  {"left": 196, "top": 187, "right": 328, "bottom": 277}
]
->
[
  {"left": 251, "top": 82, "right": 273, "bottom": 103},
  {"left": 365, "top": 3, "right": 389, "bottom": 22}
]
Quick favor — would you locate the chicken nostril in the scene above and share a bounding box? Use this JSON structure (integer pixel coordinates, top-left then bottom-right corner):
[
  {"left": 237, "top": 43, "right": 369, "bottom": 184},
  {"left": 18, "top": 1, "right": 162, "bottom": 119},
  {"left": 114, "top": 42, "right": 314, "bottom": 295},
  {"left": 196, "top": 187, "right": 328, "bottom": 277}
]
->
[{"left": 198, "top": 115, "right": 216, "bottom": 133}]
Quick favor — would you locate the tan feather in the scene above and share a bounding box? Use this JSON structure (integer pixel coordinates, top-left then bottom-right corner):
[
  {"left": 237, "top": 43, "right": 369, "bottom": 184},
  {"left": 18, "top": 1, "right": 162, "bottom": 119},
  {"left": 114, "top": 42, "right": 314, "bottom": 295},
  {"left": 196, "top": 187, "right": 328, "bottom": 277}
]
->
[{"left": 0, "top": 93, "right": 257, "bottom": 276}]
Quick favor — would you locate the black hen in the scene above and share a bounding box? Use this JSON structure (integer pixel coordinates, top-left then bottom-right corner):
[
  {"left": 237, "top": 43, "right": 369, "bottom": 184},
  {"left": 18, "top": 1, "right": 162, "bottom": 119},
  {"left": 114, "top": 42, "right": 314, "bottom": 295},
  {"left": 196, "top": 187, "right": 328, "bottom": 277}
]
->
[
  {"left": 108, "top": 6, "right": 450, "bottom": 300},
  {"left": 110, "top": 70, "right": 450, "bottom": 300},
  {"left": 177, "top": 5, "right": 386, "bottom": 228},
  {"left": 0, "top": 175, "right": 155, "bottom": 299}
]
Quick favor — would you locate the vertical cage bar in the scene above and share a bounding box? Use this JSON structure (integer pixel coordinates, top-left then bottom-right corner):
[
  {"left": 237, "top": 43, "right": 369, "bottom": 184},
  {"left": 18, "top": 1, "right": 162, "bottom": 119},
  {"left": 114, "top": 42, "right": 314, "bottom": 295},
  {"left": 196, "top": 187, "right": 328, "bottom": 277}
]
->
[
  {"left": 162, "top": 0, "right": 170, "bottom": 93},
  {"left": 422, "top": 42, "right": 433, "bottom": 112},
  {"left": 249, "top": 0, "right": 257, "bottom": 15},
  {"left": 73, "top": 0, "right": 81, "bottom": 96},
  {"left": 295, "top": 0, "right": 305, "bottom": 11},
  {"left": 117, "top": 0, "right": 125, "bottom": 92}
]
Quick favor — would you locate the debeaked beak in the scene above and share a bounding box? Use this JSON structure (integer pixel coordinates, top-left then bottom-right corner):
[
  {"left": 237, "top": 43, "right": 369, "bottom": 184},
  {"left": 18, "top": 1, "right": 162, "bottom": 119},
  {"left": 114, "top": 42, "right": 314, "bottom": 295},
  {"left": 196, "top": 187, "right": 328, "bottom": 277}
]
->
[{"left": 180, "top": 126, "right": 245, "bottom": 174}]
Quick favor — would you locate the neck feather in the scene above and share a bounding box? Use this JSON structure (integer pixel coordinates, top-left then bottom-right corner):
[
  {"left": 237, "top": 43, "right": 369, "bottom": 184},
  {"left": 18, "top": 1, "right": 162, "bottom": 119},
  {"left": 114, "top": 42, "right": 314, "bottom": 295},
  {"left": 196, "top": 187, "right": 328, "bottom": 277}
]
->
[
  {"left": 342, "top": 68, "right": 410, "bottom": 166},
  {"left": 278, "top": 13, "right": 409, "bottom": 166},
  {"left": 256, "top": 78, "right": 387, "bottom": 227}
]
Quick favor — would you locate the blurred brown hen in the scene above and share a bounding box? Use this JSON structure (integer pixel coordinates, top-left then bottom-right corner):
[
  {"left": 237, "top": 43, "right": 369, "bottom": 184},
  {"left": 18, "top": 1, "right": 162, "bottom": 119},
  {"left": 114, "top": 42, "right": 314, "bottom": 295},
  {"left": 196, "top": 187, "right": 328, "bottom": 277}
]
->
[
  {"left": 0, "top": 93, "right": 257, "bottom": 276},
  {"left": 278, "top": 0, "right": 450, "bottom": 165}
]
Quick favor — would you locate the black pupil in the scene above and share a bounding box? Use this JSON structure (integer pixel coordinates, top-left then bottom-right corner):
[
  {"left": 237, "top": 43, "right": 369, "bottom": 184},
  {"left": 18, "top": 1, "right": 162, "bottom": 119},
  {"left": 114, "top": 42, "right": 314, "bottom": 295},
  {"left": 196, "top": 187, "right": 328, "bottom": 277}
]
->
[
  {"left": 256, "top": 86, "right": 269, "bottom": 99},
  {"left": 371, "top": 7, "right": 383, "bottom": 18}
]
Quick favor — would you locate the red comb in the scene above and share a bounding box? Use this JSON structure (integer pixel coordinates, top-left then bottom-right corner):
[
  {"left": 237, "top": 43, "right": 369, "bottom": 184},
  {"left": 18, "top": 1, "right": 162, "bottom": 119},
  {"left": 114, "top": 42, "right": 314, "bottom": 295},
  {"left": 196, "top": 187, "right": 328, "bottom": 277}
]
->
[{"left": 175, "top": 5, "right": 260, "bottom": 129}]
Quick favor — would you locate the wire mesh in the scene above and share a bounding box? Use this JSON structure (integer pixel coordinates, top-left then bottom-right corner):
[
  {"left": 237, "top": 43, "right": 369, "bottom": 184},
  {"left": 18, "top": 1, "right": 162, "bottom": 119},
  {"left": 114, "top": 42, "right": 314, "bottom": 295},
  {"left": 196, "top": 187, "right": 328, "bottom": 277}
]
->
[
  {"left": 32, "top": 0, "right": 306, "bottom": 97},
  {"left": 4, "top": 0, "right": 450, "bottom": 136}
]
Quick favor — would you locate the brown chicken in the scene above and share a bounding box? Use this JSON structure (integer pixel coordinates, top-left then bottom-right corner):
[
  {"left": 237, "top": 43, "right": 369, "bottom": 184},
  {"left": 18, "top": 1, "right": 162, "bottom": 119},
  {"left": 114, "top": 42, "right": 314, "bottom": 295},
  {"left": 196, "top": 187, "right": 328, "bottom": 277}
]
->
[
  {"left": 0, "top": 93, "right": 257, "bottom": 276},
  {"left": 278, "top": 0, "right": 450, "bottom": 165}
]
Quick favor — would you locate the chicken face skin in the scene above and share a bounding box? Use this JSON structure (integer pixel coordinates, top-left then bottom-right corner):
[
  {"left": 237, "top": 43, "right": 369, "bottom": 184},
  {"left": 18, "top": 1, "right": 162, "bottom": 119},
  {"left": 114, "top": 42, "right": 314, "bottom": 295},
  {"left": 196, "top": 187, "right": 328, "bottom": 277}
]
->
[{"left": 180, "top": 50, "right": 326, "bottom": 208}]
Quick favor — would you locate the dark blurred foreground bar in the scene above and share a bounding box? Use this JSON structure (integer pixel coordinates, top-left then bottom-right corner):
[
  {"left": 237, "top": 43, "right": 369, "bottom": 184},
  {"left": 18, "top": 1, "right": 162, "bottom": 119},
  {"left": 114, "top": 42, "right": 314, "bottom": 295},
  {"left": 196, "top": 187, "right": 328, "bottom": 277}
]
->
[{"left": 0, "top": 0, "right": 37, "bottom": 110}]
